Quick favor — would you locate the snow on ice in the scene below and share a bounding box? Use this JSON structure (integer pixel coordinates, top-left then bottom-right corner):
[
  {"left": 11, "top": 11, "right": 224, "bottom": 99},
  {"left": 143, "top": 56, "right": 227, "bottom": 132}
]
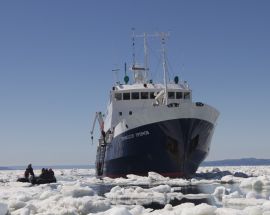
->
[{"left": 2, "top": 166, "right": 270, "bottom": 214}]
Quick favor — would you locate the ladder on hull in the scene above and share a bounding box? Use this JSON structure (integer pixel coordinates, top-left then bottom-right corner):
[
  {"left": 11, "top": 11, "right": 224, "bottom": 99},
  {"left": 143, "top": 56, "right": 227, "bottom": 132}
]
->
[{"left": 95, "top": 138, "right": 107, "bottom": 176}]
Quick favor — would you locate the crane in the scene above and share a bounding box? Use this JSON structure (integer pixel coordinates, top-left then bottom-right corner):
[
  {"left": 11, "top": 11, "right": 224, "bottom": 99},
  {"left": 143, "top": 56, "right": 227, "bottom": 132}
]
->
[{"left": 90, "top": 112, "right": 104, "bottom": 144}]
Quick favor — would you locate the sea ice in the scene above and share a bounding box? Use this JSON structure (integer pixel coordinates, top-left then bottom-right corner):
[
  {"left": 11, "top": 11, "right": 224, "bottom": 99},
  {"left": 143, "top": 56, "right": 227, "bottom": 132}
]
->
[
  {"left": 0, "top": 203, "right": 8, "bottom": 215},
  {"left": 105, "top": 185, "right": 170, "bottom": 205},
  {"left": 2, "top": 166, "right": 270, "bottom": 214},
  {"left": 213, "top": 186, "right": 228, "bottom": 198}
]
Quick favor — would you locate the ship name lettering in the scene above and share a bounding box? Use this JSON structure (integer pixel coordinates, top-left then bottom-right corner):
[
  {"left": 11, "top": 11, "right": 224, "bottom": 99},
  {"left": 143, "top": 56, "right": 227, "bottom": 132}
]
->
[
  {"left": 121, "top": 131, "right": 150, "bottom": 141},
  {"left": 121, "top": 134, "right": 134, "bottom": 140},
  {"left": 135, "top": 130, "right": 150, "bottom": 137}
]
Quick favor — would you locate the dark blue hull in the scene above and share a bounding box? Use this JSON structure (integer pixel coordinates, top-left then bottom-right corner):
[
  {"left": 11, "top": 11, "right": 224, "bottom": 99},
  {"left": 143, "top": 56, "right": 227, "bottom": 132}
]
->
[{"left": 96, "top": 118, "right": 215, "bottom": 178}]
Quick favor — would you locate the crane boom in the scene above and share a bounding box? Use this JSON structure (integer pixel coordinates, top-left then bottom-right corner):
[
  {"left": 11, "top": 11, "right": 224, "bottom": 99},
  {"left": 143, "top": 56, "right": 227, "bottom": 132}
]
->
[{"left": 90, "top": 112, "right": 104, "bottom": 143}]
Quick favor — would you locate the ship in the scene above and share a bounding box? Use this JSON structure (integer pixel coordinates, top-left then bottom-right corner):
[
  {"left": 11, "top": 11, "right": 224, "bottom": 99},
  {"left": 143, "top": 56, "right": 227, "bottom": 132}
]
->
[{"left": 91, "top": 32, "right": 219, "bottom": 178}]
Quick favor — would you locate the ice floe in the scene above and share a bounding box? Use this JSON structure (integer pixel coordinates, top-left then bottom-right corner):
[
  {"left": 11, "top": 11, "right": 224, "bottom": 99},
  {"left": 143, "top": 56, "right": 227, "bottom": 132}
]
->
[{"left": 2, "top": 166, "right": 270, "bottom": 214}]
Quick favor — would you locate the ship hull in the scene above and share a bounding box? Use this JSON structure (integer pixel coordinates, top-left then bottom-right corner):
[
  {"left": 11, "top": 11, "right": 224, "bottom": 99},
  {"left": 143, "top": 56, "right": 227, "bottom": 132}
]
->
[{"left": 99, "top": 118, "right": 215, "bottom": 178}]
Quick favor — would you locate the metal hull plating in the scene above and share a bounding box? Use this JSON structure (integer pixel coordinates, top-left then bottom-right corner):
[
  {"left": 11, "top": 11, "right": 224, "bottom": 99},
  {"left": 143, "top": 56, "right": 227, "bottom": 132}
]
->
[{"left": 98, "top": 118, "right": 215, "bottom": 178}]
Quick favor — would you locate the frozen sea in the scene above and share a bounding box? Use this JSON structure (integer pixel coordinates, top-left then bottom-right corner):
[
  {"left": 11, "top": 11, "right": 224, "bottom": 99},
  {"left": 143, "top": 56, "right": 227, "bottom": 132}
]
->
[{"left": 1, "top": 166, "right": 270, "bottom": 214}]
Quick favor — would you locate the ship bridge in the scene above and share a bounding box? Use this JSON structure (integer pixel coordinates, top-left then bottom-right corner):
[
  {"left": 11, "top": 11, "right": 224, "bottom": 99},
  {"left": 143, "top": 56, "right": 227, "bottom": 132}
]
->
[
  {"left": 102, "top": 82, "right": 193, "bottom": 132},
  {"left": 111, "top": 82, "right": 192, "bottom": 103}
]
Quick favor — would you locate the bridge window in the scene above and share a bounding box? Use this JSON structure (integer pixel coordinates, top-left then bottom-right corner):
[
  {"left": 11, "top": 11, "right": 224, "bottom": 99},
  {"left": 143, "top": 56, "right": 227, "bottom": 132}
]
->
[
  {"left": 168, "top": 92, "right": 175, "bottom": 99},
  {"left": 176, "top": 92, "right": 183, "bottom": 99},
  {"left": 115, "top": 93, "right": 122, "bottom": 101},
  {"left": 150, "top": 92, "right": 155, "bottom": 99},
  {"left": 131, "top": 92, "right": 139, "bottom": 100},
  {"left": 184, "top": 92, "right": 190, "bottom": 99},
  {"left": 141, "top": 92, "right": 149, "bottom": 99},
  {"left": 123, "top": 92, "right": 130, "bottom": 100}
]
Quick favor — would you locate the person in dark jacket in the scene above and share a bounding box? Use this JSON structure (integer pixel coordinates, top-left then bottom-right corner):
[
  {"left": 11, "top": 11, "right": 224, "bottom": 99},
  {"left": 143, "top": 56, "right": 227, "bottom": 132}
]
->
[
  {"left": 48, "top": 168, "right": 54, "bottom": 177},
  {"left": 39, "top": 168, "right": 45, "bottom": 178},
  {"left": 24, "top": 164, "right": 35, "bottom": 179}
]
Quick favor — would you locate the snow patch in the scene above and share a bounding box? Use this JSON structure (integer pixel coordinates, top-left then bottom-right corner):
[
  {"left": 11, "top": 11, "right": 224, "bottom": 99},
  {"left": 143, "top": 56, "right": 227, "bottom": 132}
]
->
[{"left": 0, "top": 202, "right": 8, "bottom": 215}]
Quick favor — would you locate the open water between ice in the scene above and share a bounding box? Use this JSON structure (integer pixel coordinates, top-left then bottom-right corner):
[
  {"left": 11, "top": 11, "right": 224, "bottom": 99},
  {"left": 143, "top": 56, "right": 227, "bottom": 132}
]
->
[{"left": 90, "top": 176, "right": 246, "bottom": 209}]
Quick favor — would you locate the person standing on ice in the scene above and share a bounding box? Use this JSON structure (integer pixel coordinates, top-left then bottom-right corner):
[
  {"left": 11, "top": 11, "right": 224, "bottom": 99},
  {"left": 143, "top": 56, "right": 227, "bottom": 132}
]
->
[{"left": 24, "top": 164, "right": 35, "bottom": 179}]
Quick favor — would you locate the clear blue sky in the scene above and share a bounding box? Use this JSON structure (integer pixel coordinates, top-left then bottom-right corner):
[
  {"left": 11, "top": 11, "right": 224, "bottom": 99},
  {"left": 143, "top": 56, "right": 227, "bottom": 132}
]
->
[{"left": 0, "top": 0, "right": 269, "bottom": 166}]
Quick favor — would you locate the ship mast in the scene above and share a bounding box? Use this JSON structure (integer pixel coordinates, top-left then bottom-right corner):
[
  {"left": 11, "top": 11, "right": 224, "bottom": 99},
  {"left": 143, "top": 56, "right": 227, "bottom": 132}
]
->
[
  {"left": 143, "top": 32, "right": 149, "bottom": 80},
  {"left": 132, "top": 28, "right": 136, "bottom": 68},
  {"left": 160, "top": 32, "right": 169, "bottom": 105},
  {"left": 131, "top": 30, "right": 169, "bottom": 93},
  {"left": 131, "top": 30, "right": 149, "bottom": 83}
]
